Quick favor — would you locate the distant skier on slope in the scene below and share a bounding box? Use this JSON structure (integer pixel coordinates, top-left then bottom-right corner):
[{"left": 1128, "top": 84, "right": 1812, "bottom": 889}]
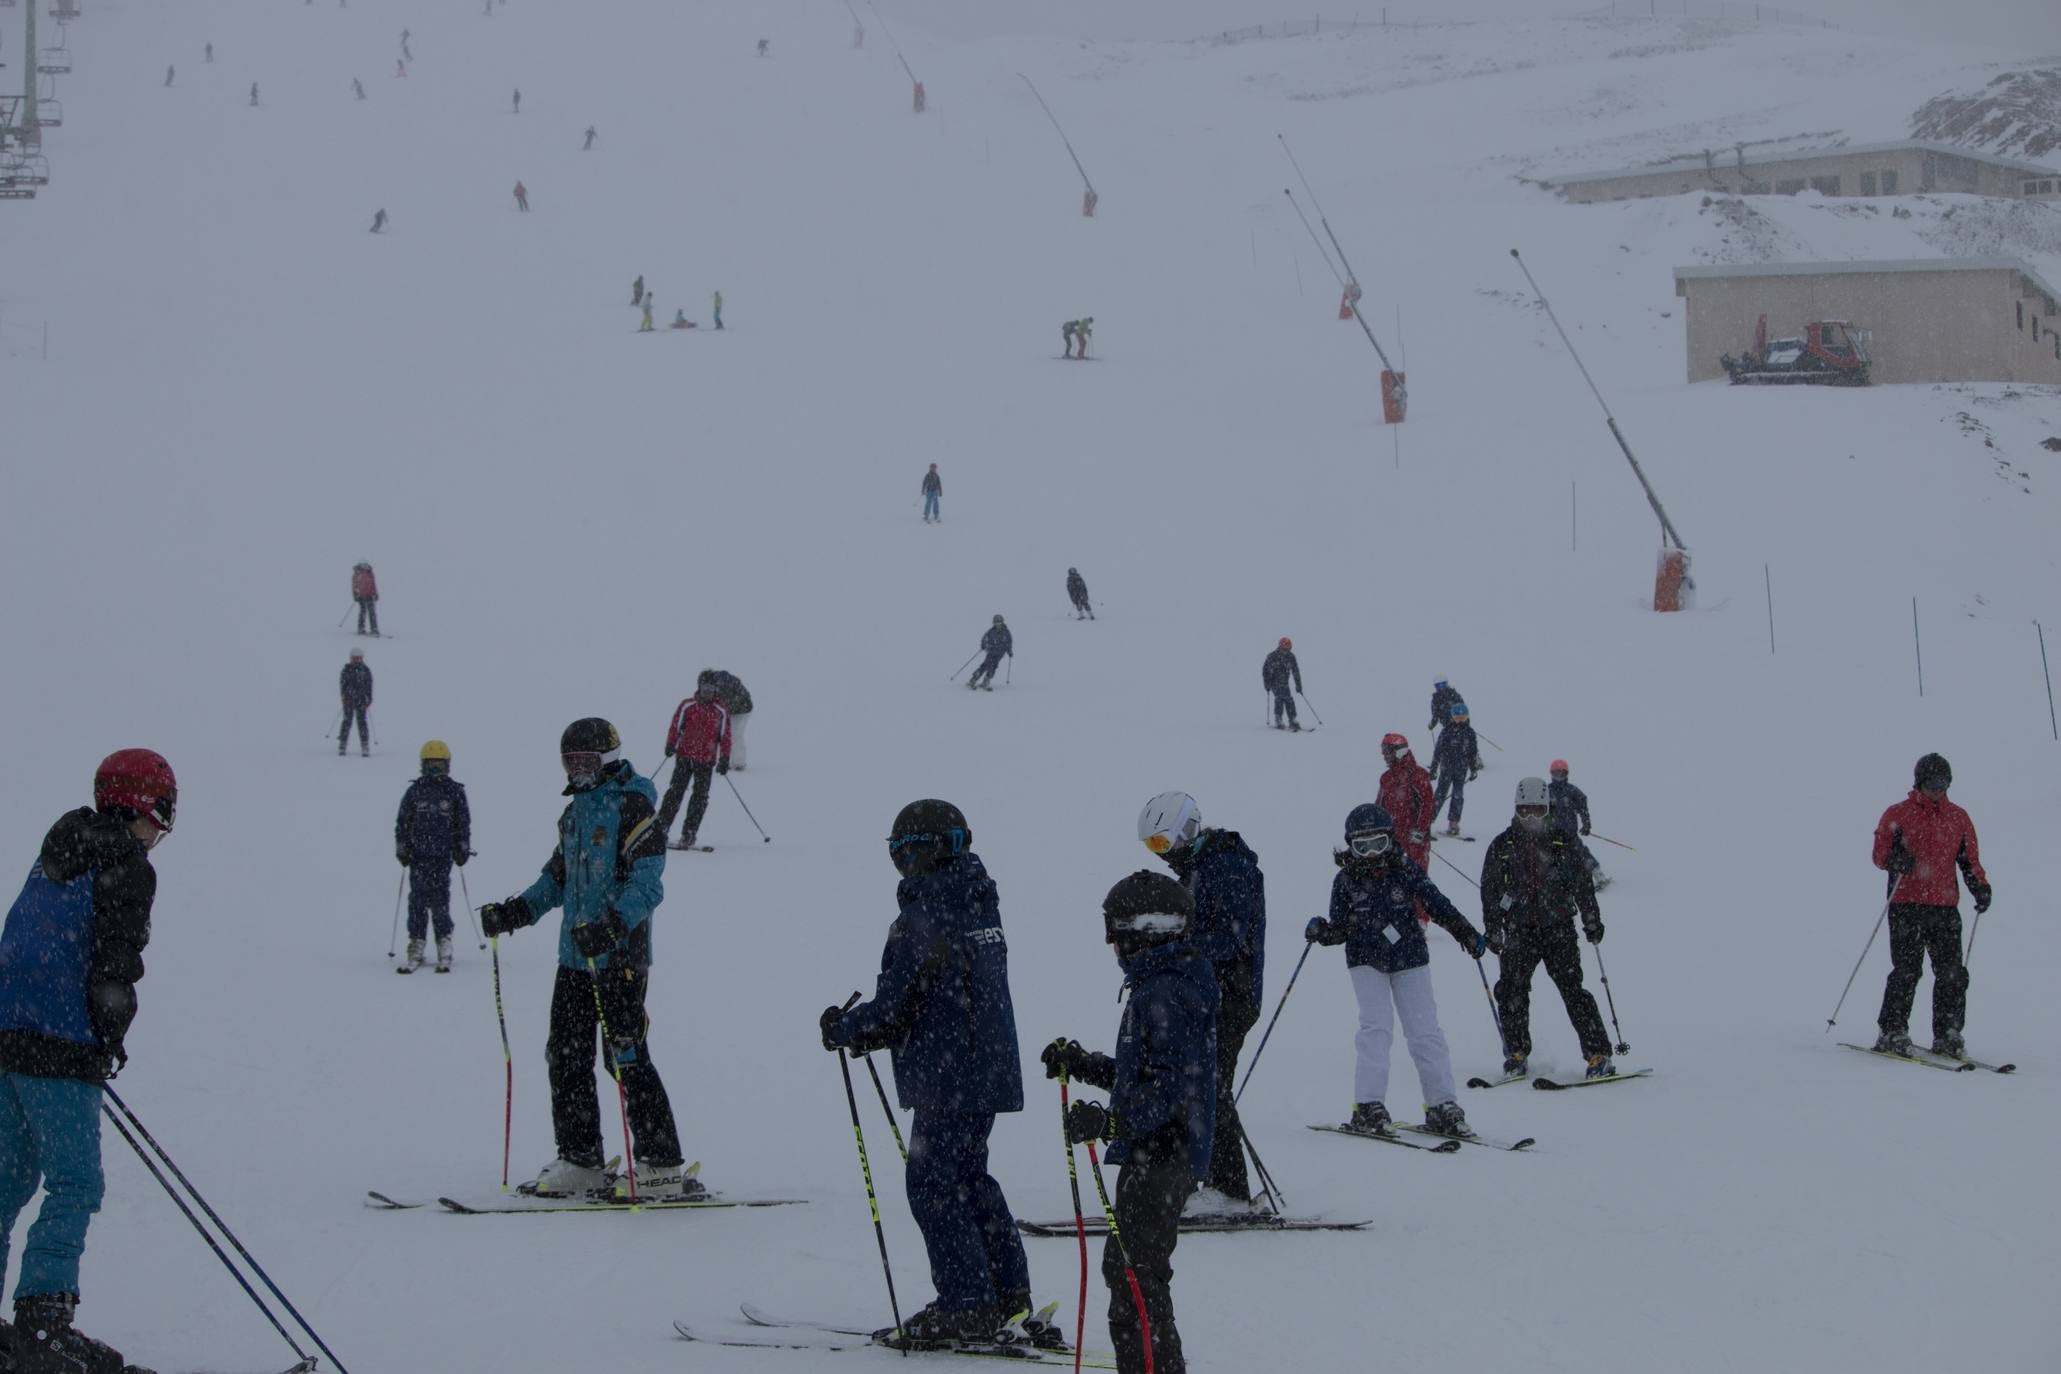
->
[
  {"left": 513, "top": 180, "right": 529, "bottom": 211},
  {"left": 967, "top": 615, "right": 1011, "bottom": 690},
  {"left": 1481, "top": 777, "right": 1613, "bottom": 1080},
  {"left": 1041, "top": 870, "right": 1218, "bottom": 1374},
  {"left": 669, "top": 309, "right": 694, "bottom": 330},
  {"left": 712, "top": 290, "right": 723, "bottom": 330},
  {"left": 339, "top": 648, "right": 373, "bottom": 757},
  {"left": 1304, "top": 802, "right": 1484, "bottom": 1140},
  {"left": 395, "top": 741, "right": 472, "bottom": 973},
  {"left": 639, "top": 293, "right": 655, "bottom": 332},
  {"left": 1066, "top": 567, "right": 1094, "bottom": 620},
  {"left": 370, "top": 207, "right": 387, "bottom": 233},
  {"left": 583, "top": 125, "right": 597, "bottom": 151},
  {"left": 1547, "top": 759, "right": 1606, "bottom": 888},
  {"left": 477, "top": 718, "right": 692, "bottom": 1200},
  {"left": 819, "top": 800, "right": 1045, "bottom": 1347},
  {"left": 164, "top": 65, "right": 175, "bottom": 87},
  {"left": 1870, "top": 753, "right": 1989, "bottom": 1059},
  {"left": 351, "top": 560, "right": 380, "bottom": 635},
  {"left": 631, "top": 275, "right": 644, "bottom": 306},
  {"left": 657, "top": 682, "right": 730, "bottom": 850},
  {"left": 1428, "top": 678, "right": 1463, "bottom": 735},
  {"left": 1261, "top": 637, "right": 1301, "bottom": 731},
  {"left": 698, "top": 669, "right": 753, "bottom": 770},
  {"left": 1137, "top": 791, "right": 1264, "bottom": 1211},
  {"left": 1378, "top": 731, "right": 1437, "bottom": 926},
  {"left": 512, "top": 88, "right": 521, "bottom": 114},
  {"left": 354, "top": 78, "right": 366, "bottom": 99},
  {"left": 920, "top": 462, "right": 942, "bottom": 523},
  {"left": 1429, "top": 702, "right": 1480, "bottom": 837}
]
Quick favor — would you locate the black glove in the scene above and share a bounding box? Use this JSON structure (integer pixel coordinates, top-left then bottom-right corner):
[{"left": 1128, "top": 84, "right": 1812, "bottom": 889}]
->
[
  {"left": 570, "top": 914, "right": 628, "bottom": 960},
  {"left": 453, "top": 848, "right": 470, "bottom": 867},
  {"left": 1582, "top": 913, "right": 1605, "bottom": 945},
  {"left": 1064, "top": 1100, "right": 1110, "bottom": 1145},
  {"left": 1485, "top": 923, "right": 1505, "bottom": 956},
  {"left": 1471, "top": 931, "right": 1487, "bottom": 960},
  {"left": 397, "top": 848, "right": 413, "bottom": 867},
  {"left": 479, "top": 898, "right": 529, "bottom": 938},
  {"left": 820, "top": 1005, "right": 848, "bottom": 1052},
  {"left": 1304, "top": 917, "right": 1345, "bottom": 947},
  {"left": 1971, "top": 880, "right": 1992, "bottom": 915},
  {"left": 716, "top": 759, "right": 730, "bottom": 776},
  {"left": 1885, "top": 843, "right": 1917, "bottom": 875},
  {"left": 1041, "top": 1037, "right": 1091, "bottom": 1081},
  {"left": 664, "top": 744, "right": 675, "bottom": 758},
  {"left": 1580, "top": 824, "right": 1591, "bottom": 836}
]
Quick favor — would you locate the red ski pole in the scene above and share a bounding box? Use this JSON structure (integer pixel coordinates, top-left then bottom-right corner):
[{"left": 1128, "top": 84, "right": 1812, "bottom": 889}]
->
[{"left": 1080, "top": 1132, "right": 1152, "bottom": 1374}]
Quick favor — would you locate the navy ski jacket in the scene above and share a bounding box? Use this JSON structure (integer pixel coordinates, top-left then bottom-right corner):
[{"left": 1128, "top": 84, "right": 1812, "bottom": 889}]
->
[
  {"left": 395, "top": 774, "right": 472, "bottom": 866},
  {"left": 340, "top": 660, "right": 373, "bottom": 708},
  {"left": 1428, "top": 685, "right": 1463, "bottom": 732},
  {"left": 829, "top": 852, "right": 1024, "bottom": 1114},
  {"left": 1324, "top": 853, "right": 1479, "bottom": 975},
  {"left": 1548, "top": 779, "right": 1590, "bottom": 836},
  {"left": 1170, "top": 830, "right": 1266, "bottom": 1003},
  {"left": 981, "top": 625, "right": 1013, "bottom": 658},
  {"left": 1431, "top": 721, "right": 1479, "bottom": 783},
  {"left": 1070, "top": 942, "right": 1220, "bottom": 1178},
  {"left": 1261, "top": 648, "right": 1301, "bottom": 696}
]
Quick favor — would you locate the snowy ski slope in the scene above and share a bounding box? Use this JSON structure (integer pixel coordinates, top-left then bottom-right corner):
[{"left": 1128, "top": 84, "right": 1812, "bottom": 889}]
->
[{"left": 0, "top": 2, "right": 2056, "bottom": 1370}]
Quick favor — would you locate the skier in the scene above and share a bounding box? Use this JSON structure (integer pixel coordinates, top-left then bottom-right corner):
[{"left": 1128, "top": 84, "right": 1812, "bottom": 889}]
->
[
  {"left": 1547, "top": 759, "right": 1606, "bottom": 888},
  {"left": 205, "top": 43, "right": 213, "bottom": 62},
  {"left": 395, "top": 741, "right": 472, "bottom": 973},
  {"left": 513, "top": 180, "right": 529, "bottom": 212},
  {"left": 583, "top": 125, "right": 597, "bottom": 151},
  {"left": 1061, "top": 319, "right": 1077, "bottom": 358},
  {"left": 1429, "top": 702, "right": 1481, "bottom": 837},
  {"left": 966, "top": 615, "right": 1011, "bottom": 691},
  {"left": 354, "top": 78, "right": 366, "bottom": 99},
  {"left": 757, "top": 38, "right": 770, "bottom": 56},
  {"left": 512, "top": 88, "right": 521, "bottom": 114},
  {"left": 912, "top": 80, "right": 925, "bottom": 113},
  {"left": 476, "top": 719, "right": 690, "bottom": 1199},
  {"left": 351, "top": 560, "right": 380, "bottom": 635},
  {"left": 1041, "top": 870, "right": 1217, "bottom": 1374},
  {"left": 1304, "top": 803, "right": 1485, "bottom": 1138},
  {"left": 639, "top": 294, "right": 655, "bottom": 333},
  {"left": 1427, "top": 678, "right": 1463, "bottom": 735},
  {"left": 698, "top": 668, "right": 753, "bottom": 771},
  {"left": 338, "top": 648, "right": 373, "bottom": 757},
  {"left": 1066, "top": 567, "right": 1094, "bottom": 620},
  {"left": 1377, "top": 733, "right": 1436, "bottom": 871},
  {"left": 1074, "top": 317, "right": 1095, "bottom": 358},
  {"left": 657, "top": 681, "right": 730, "bottom": 850},
  {"left": 250, "top": 83, "right": 259, "bottom": 106},
  {"left": 0, "top": 749, "right": 175, "bottom": 1374},
  {"left": 712, "top": 290, "right": 723, "bottom": 330},
  {"left": 1260, "top": 637, "right": 1301, "bottom": 731},
  {"left": 370, "top": 207, "right": 387, "bottom": 234},
  {"left": 819, "top": 800, "right": 1038, "bottom": 1345},
  {"left": 1481, "top": 777, "right": 1613, "bottom": 1079},
  {"left": 631, "top": 275, "right": 644, "bottom": 306},
  {"left": 396, "top": 59, "right": 406, "bottom": 77},
  {"left": 164, "top": 65, "right": 174, "bottom": 87},
  {"left": 1871, "top": 753, "right": 1989, "bottom": 1058},
  {"left": 920, "top": 462, "right": 942, "bottom": 522},
  {"left": 669, "top": 309, "right": 694, "bottom": 330},
  {"left": 1136, "top": 792, "right": 1263, "bottom": 1209}
]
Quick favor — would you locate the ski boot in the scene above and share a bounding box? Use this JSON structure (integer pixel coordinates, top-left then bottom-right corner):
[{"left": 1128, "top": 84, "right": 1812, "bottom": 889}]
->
[
  {"left": 1931, "top": 1030, "right": 1966, "bottom": 1059},
  {"left": 1584, "top": 1054, "right": 1617, "bottom": 1080},
  {"left": 400, "top": 938, "right": 425, "bottom": 973},
  {"left": 14, "top": 1294, "right": 139, "bottom": 1374},
  {"left": 1445, "top": 822, "right": 1461, "bottom": 837},
  {"left": 1182, "top": 1185, "right": 1257, "bottom": 1218},
  {"left": 1423, "top": 1100, "right": 1477, "bottom": 1138},
  {"left": 999, "top": 1295, "right": 1065, "bottom": 1350},
  {"left": 619, "top": 1160, "right": 703, "bottom": 1202},
  {"left": 531, "top": 1157, "right": 611, "bottom": 1198},
  {"left": 0, "top": 1315, "right": 13, "bottom": 1374},
  {"left": 1346, "top": 1101, "right": 1394, "bottom": 1136},
  {"left": 878, "top": 1303, "right": 1005, "bottom": 1348},
  {"left": 1501, "top": 1055, "right": 1528, "bottom": 1077},
  {"left": 1872, "top": 1029, "right": 1914, "bottom": 1057},
  {"left": 434, "top": 937, "right": 453, "bottom": 973}
]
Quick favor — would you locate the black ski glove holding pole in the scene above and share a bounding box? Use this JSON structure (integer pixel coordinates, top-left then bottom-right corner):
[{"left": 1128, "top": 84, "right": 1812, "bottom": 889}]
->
[
  {"left": 478, "top": 898, "right": 531, "bottom": 939},
  {"left": 1064, "top": 1100, "right": 1110, "bottom": 1145},
  {"left": 820, "top": 1005, "right": 848, "bottom": 1052},
  {"left": 1582, "top": 913, "right": 1605, "bottom": 945},
  {"left": 1885, "top": 841, "right": 1917, "bottom": 875},
  {"left": 569, "top": 914, "right": 627, "bottom": 959},
  {"left": 1970, "top": 880, "right": 1992, "bottom": 914}
]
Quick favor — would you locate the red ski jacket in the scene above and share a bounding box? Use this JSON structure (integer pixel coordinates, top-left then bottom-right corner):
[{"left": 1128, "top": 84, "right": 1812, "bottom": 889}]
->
[
  {"left": 1378, "top": 758, "right": 1436, "bottom": 866},
  {"left": 1873, "top": 790, "right": 1986, "bottom": 907},
  {"left": 664, "top": 697, "right": 731, "bottom": 765},
  {"left": 352, "top": 566, "right": 378, "bottom": 601}
]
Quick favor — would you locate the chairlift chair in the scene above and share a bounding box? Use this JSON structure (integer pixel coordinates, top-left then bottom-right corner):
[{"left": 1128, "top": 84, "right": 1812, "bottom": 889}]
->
[
  {"left": 32, "top": 100, "right": 60, "bottom": 128},
  {"left": 38, "top": 49, "right": 72, "bottom": 74}
]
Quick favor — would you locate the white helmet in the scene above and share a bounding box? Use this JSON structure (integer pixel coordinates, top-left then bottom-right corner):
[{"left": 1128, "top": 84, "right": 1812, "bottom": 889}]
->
[
  {"left": 1137, "top": 792, "right": 1202, "bottom": 856},
  {"left": 1514, "top": 777, "right": 1549, "bottom": 809}
]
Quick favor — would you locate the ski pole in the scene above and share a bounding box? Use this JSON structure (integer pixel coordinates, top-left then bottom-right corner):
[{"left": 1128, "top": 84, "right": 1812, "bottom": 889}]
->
[
  {"left": 1589, "top": 942, "right": 1630, "bottom": 1056},
  {"left": 1056, "top": 1073, "right": 1090, "bottom": 1374},
  {"left": 1234, "top": 941, "right": 1311, "bottom": 1105},
  {"left": 337, "top": 605, "right": 353, "bottom": 628},
  {"left": 1965, "top": 909, "right": 1983, "bottom": 965},
  {"left": 1474, "top": 730, "right": 1504, "bottom": 752},
  {"left": 491, "top": 935, "right": 512, "bottom": 1189},
  {"left": 1587, "top": 831, "right": 1635, "bottom": 852},
  {"left": 459, "top": 866, "right": 485, "bottom": 949},
  {"left": 1081, "top": 1136, "right": 1154, "bottom": 1374},
  {"left": 323, "top": 708, "right": 341, "bottom": 740},
  {"left": 99, "top": 1104, "right": 313, "bottom": 1368},
  {"left": 586, "top": 958, "right": 637, "bottom": 1205},
  {"left": 725, "top": 774, "right": 772, "bottom": 842},
  {"left": 649, "top": 754, "right": 675, "bottom": 793},
  {"left": 387, "top": 870, "right": 405, "bottom": 957},
  {"left": 102, "top": 1086, "right": 348, "bottom": 1374},
  {"left": 1296, "top": 691, "right": 1324, "bottom": 726},
  {"left": 1005, "top": 656, "right": 1012, "bottom": 686},
  {"left": 834, "top": 993, "right": 907, "bottom": 1347},
  {"left": 862, "top": 1052, "right": 908, "bottom": 1164},
  {"left": 370, "top": 710, "right": 381, "bottom": 749},
  {"left": 1474, "top": 957, "right": 1508, "bottom": 1056},
  {"left": 1238, "top": 1121, "right": 1286, "bottom": 1215},
  {"left": 1430, "top": 845, "right": 1480, "bottom": 889},
  {"left": 949, "top": 649, "right": 981, "bottom": 681},
  {"left": 1826, "top": 877, "right": 1898, "bottom": 1032}
]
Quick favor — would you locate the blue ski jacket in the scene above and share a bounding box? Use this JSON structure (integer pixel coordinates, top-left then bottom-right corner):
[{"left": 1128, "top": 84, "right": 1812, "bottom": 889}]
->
[
  {"left": 1322, "top": 853, "right": 1480, "bottom": 975},
  {"left": 828, "top": 852, "right": 1024, "bottom": 1114},
  {"left": 514, "top": 764, "right": 666, "bottom": 971},
  {"left": 1548, "top": 780, "right": 1590, "bottom": 836},
  {"left": 395, "top": 774, "right": 472, "bottom": 866},
  {"left": 1431, "top": 722, "right": 1479, "bottom": 783},
  {"left": 1102, "top": 942, "right": 1219, "bottom": 1177},
  {"left": 1169, "top": 829, "right": 1266, "bottom": 1003}
]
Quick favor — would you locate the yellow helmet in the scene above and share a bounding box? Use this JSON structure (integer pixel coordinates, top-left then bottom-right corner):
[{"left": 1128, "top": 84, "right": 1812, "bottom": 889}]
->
[{"left": 419, "top": 740, "right": 452, "bottom": 763}]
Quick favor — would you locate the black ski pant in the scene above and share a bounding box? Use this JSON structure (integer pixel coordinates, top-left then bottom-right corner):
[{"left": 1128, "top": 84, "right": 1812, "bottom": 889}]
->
[
  {"left": 905, "top": 1109, "right": 1030, "bottom": 1312},
  {"left": 1269, "top": 689, "right": 1296, "bottom": 728},
  {"left": 1071, "top": 595, "right": 1094, "bottom": 619},
  {"left": 355, "top": 598, "right": 379, "bottom": 635},
  {"left": 1205, "top": 963, "right": 1258, "bottom": 1201},
  {"left": 1433, "top": 769, "right": 1466, "bottom": 827},
  {"left": 1878, "top": 903, "right": 1967, "bottom": 1040},
  {"left": 1494, "top": 920, "right": 1609, "bottom": 1061},
  {"left": 656, "top": 759, "right": 714, "bottom": 843},
  {"left": 406, "top": 860, "right": 453, "bottom": 941},
  {"left": 546, "top": 963, "right": 683, "bottom": 1169},
  {"left": 339, "top": 704, "right": 369, "bottom": 753},
  {"left": 1105, "top": 1134, "right": 1191, "bottom": 1374},
  {"left": 969, "top": 652, "right": 1004, "bottom": 688}
]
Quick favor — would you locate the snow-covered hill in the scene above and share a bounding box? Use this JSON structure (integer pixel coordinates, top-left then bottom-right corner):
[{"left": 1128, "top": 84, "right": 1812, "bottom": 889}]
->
[{"left": 0, "top": 3, "right": 2055, "bottom": 1372}]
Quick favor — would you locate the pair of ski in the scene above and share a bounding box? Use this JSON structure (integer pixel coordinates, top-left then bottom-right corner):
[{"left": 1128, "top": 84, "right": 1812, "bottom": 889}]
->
[
  {"left": 665, "top": 840, "right": 715, "bottom": 852},
  {"left": 1016, "top": 1211, "right": 1368, "bottom": 1237},
  {"left": 677, "top": 1303, "right": 1113, "bottom": 1366},
  {"left": 1838, "top": 1042, "right": 2016, "bottom": 1074},
  {"left": 367, "top": 1164, "right": 805, "bottom": 1213},
  {"left": 1467, "top": 1067, "right": 1653, "bottom": 1091},
  {"left": 1310, "top": 1120, "right": 1535, "bottom": 1153},
  {"left": 177, "top": 1362, "right": 316, "bottom": 1374}
]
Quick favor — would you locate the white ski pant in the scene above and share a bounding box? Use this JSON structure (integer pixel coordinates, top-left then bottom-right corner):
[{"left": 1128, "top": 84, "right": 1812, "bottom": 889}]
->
[
  {"left": 729, "top": 711, "right": 749, "bottom": 769},
  {"left": 1351, "top": 963, "right": 1455, "bottom": 1109}
]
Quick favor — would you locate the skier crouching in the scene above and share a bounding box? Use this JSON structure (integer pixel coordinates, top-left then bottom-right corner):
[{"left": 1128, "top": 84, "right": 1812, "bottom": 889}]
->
[{"left": 1042, "top": 870, "right": 1219, "bottom": 1374}]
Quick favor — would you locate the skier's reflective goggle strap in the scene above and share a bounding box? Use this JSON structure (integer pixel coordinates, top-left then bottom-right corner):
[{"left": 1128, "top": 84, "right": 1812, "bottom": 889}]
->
[
  {"left": 888, "top": 830, "right": 967, "bottom": 856},
  {"left": 1348, "top": 831, "right": 1392, "bottom": 858},
  {"left": 1143, "top": 834, "right": 1175, "bottom": 855}
]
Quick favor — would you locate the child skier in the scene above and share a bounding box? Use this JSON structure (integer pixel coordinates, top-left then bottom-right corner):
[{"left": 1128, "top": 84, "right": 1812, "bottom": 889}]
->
[
  {"left": 0, "top": 749, "right": 176, "bottom": 1374},
  {"left": 1547, "top": 759, "right": 1605, "bottom": 888},
  {"left": 1042, "top": 869, "right": 1219, "bottom": 1374},
  {"left": 657, "top": 682, "right": 731, "bottom": 850},
  {"left": 1303, "top": 803, "right": 1484, "bottom": 1138},
  {"left": 819, "top": 800, "right": 1038, "bottom": 1346},
  {"left": 351, "top": 560, "right": 380, "bottom": 636},
  {"left": 477, "top": 719, "right": 691, "bottom": 1200},
  {"left": 1066, "top": 567, "right": 1094, "bottom": 620},
  {"left": 394, "top": 740, "right": 472, "bottom": 973},
  {"left": 339, "top": 648, "right": 373, "bottom": 756},
  {"left": 699, "top": 668, "right": 753, "bottom": 770},
  {"left": 1430, "top": 702, "right": 1480, "bottom": 836},
  {"left": 1481, "top": 777, "right": 1613, "bottom": 1079},
  {"left": 967, "top": 615, "right": 1011, "bottom": 690}
]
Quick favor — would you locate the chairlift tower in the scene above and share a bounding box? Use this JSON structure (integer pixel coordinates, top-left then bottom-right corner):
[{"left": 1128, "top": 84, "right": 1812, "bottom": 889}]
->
[{"left": 21, "top": 0, "right": 36, "bottom": 143}]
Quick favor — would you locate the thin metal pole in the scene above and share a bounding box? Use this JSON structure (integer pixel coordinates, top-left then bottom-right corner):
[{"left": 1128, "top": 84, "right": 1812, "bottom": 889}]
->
[
  {"left": 1282, "top": 188, "right": 1345, "bottom": 287},
  {"left": 2040, "top": 621, "right": 2057, "bottom": 740},
  {"left": 1235, "top": 942, "right": 1311, "bottom": 1104},
  {"left": 491, "top": 936, "right": 512, "bottom": 1188},
  {"left": 1965, "top": 909, "right": 1982, "bottom": 965},
  {"left": 1765, "top": 563, "right": 1775, "bottom": 654},
  {"left": 1571, "top": 482, "right": 1578, "bottom": 552},
  {"left": 1018, "top": 74, "right": 1094, "bottom": 199},
  {"left": 1826, "top": 897, "right": 1893, "bottom": 1031},
  {"left": 862, "top": 1053, "right": 909, "bottom": 1163},
  {"left": 836, "top": 1000, "right": 907, "bottom": 1348},
  {"left": 1912, "top": 597, "right": 1924, "bottom": 697},
  {"left": 459, "top": 867, "right": 484, "bottom": 948},
  {"left": 387, "top": 871, "right": 405, "bottom": 957}
]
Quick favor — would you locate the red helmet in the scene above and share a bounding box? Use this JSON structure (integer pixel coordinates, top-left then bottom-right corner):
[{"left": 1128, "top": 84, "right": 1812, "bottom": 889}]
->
[
  {"left": 1549, "top": 759, "right": 1569, "bottom": 775},
  {"left": 1381, "top": 732, "right": 1409, "bottom": 754},
  {"left": 1278, "top": 637, "right": 1292, "bottom": 651},
  {"left": 94, "top": 749, "right": 177, "bottom": 833}
]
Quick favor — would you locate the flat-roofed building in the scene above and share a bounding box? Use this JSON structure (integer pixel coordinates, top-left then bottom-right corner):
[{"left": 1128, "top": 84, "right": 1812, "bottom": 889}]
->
[{"left": 1553, "top": 141, "right": 2059, "bottom": 204}]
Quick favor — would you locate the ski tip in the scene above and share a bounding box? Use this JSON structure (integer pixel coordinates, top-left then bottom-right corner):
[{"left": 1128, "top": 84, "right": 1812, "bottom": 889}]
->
[
  {"left": 1510, "top": 1137, "right": 1538, "bottom": 1151},
  {"left": 1431, "top": 1138, "right": 1463, "bottom": 1153}
]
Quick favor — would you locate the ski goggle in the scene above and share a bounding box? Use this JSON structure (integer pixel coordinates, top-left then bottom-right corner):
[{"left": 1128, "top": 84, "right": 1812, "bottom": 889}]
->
[
  {"left": 1143, "top": 833, "right": 1177, "bottom": 855},
  {"left": 143, "top": 795, "right": 176, "bottom": 836},
  {"left": 887, "top": 830, "right": 966, "bottom": 857},
  {"left": 561, "top": 751, "right": 606, "bottom": 780},
  {"left": 1348, "top": 831, "right": 1393, "bottom": 858}
]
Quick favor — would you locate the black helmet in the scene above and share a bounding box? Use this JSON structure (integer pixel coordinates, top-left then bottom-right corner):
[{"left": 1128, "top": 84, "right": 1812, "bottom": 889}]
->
[
  {"left": 1913, "top": 753, "right": 1952, "bottom": 791},
  {"left": 559, "top": 717, "right": 622, "bottom": 792},
  {"left": 1103, "top": 870, "right": 1193, "bottom": 951},
  {"left": 888, "top": 799, "right": 971, "bottom": 877}
]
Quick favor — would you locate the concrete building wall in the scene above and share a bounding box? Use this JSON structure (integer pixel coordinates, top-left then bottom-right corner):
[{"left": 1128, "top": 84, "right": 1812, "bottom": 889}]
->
[
  {"left": 1677, "top": 268, "right": 2061, "bottom": 386},
  {"left": 1563, "top": 147, "right": 2038, "bottom": 204}
]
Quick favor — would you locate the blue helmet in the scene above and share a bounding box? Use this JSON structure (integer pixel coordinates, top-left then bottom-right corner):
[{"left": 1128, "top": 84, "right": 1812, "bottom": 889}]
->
[{"left": 1344, "top": 803, "right": 1394, "bottom": 839}]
